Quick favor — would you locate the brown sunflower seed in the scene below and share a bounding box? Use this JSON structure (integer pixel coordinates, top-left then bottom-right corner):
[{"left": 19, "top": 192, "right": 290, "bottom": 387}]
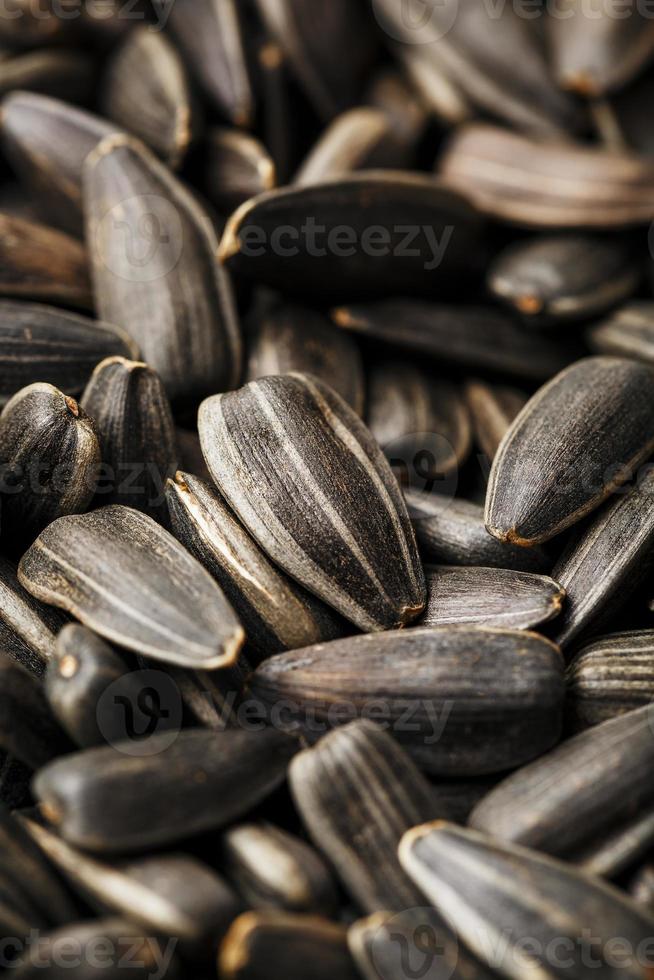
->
[
  {"left": 245, "top": 303, "right": 365, "bottom": 415},
  {"left": 469, "top": 704, "right": 654, "bottom": 873},
  {"left": 33, "top": 727, "right": 297, "bottom": 853},
  {"left": 333, "top": 300, "right": 582, "bottom": 381},
  {"left": 488, "top": 235, "right": 640, "bottom": 325},
  {"left": 0, "top": 654, "right": 72, "bottom": 769},
  {"left": 198, "top": 373, "right": 425, "bottom": 632},
  {"left": 205, "top": 128, "right": 276, "bottom": 215},
  {"left": 419, "top": 565, "right": 564, "bottom": 631},
  {"left": 587, "top": 301, "right": 654, "bottom": 364},
  {"left": 166, "top": 471, "right": 344, "bottom": 663},
  {"left": 485, "top": 357, "right": 654, "bottom": 547},
  {"left": 85, "top": 133, "right": 242, "bottom": 406},
  {"left": 0, "top": 212, "right": 92, "bottom": 309},
  {"left": 0, "top": 382, "right": 100, "bottom": 541},
  {"left": 463, "top": 379, "right": 527, "bottom": 462},
  {"left": 254, "top": 0, "right": 375, "bottom": 121},
  {"left": 399, "top": 821, "right": 654, "bottom": 979},
  {"left": 254, "top": 628, "right": 564, "bottom": 776},
  {"left": 0, "top": 556, "right": 65, "bottom": 677},
  {"left": 168, "top": 0, "right": 254, "bottom": 127},
  {"left": 0, "top": 91, "right": 117, "bottom": 237},
  {"left": 0, "top": 49, "right": 94, "bottom": 103},
  {"left": 439, "top": 123, "right": 654, "bottom": 228},
  {"left": 367, "top": 362, "right": 471, "bottom": 480},
  {"left": 0, "top": 300, "right": 138, "bottom": 406},
  {"left": 289, "top": 720, "right": 437, "bottom": 912},
  {"left": 405, "top": 490, "right": 551, "bottom": 573},
  {"left": 18, "top": 505, "right": 245, "bottom": 670},
  {"left": 220, "top": 912, "right": 360, "bottom": 980},
  {"left": 219, "top": 174, "right": 481, "bottom": 301},
  {"left": 222, "top": 823, "right": 338, "bottom": 916},
  {"left": 551, "top": 466, "right": 654, "bottom": 649},
  {"left": 566, "top": 631, "right": 654, "bottom": 730},
  {"left": 101, "top": 26, "right": 194, "bottom": 170},
  {"left": 81, "top": 356, "right": 177, "bottom": 522}
]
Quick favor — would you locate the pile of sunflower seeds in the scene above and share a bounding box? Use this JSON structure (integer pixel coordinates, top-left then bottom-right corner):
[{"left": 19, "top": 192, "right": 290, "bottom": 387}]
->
[{"left": 4, "top": 0, "right": 654, "bottom": 977}]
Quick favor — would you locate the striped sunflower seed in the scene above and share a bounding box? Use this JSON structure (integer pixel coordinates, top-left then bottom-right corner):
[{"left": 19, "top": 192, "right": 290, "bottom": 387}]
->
[
  {"left": 463, "top": 379, "right": 527, "bottom": 463},
  {"left": 33, "top": 727, "right": 298, "bottom": 853},
  {"left": 566, "top": 631, "right": 654, "bottom": 731},
  {"left": 205, "top": 128, "right": 276, "bottom": 216},
  {"left": 485, "top": 357, "right": 654, "bottom": 546},
  {"left": 198, "top": 373, "right": 425, "bottom": 632},
  {"left": 84, "top": 133, "right": 242, "bottom": 406},
  {"left": 587, "top": 302, "right": 654, "bottom": 365},
  {"left": 0, "top": 654, "right": 72, "bottom": 770},
  {"left": 18, "top": 505, "right": 244, "bottom": 669},
  {"left": 252, "top": 627, "right": 564, "bottom": 776},
  {"left": 0, "top": 557, "right": 64, "bottom": 677}
]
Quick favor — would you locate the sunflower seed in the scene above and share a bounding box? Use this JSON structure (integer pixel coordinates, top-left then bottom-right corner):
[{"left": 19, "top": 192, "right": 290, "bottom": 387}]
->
[
  {"left": 101, "top": 26, "right": 194, "bottom": 170},
  {"left": 254, "top": 628, "right": 563, "bottom": 776},
  {"left": 0, "top": 654, "right": 72, "bottom": 769},
  {"left": 33, "top": 727, "right": 297, "bottom": 853},
  {"left": 256, "top": 40, "right": 294, "bottom": 185},
  {"left": 485, "top": 357, "right": 654, "bottom": 547},
  {"left": 575, "top": 806, "right": 654, "bottom": 880},
  {"left": 0, "top": 49, "right": 94, "bottom": 103},
  {"left": 0, "top": 382, "right": 100, "bottom": 541},
  {"left": 566, "top": 630, "right": 654, "bottom": 730},
  {"left": 419, "top": 565, "right": 564, "bottom": 630},
  {"left": 166, "top": 471, "right": 344, "bottom": 663},
  {"left": 364, "top": 68, "right": 429, "bottom": 145},
  {"left": 399, "top": 821, "right": 654, "bottom": 979},
  {"left": 439, "top": 123, "right": 654, "bottom": 227},
  {"left": 219, "top": 174, "right": 480, "bottom": 301},
  {"left": 245, "top": 303, "right": 365, "bottom": 415},
  {"left": 464, "top": 379, "right": 527, "bottom": 462},
  {"left": 85, "top": 133, "right": 242, "bottom": 405},
  {"left": 205, "top": 128, "right": 276, "bottom": 215},
  {"left": 220, "top": 912, "right": 360, "bottom": 980},
  {"left": 0, "top": 213, "right": 92, "bottom": 309},
  {"left": 396, "top": 43, "right": 472, "bottom": 128},
  {"left": 405, "top": 490, "right": 551, "bottom": 573},
  {"left": 198, "top": 373, "right": 425, "bottom": 632},
  {"left": 159, "top": 660, "right": 248, "bottom": 731},
  {"left": 222, "top": 823, "right": 338, "bottom": 916},
  {"left": 333, "top": 300, "right": 582, "bottom": 380},
  {"left": 81, "top": 357, "right": 177, "bottom": 522},
  {"left": 18, "top": 505, "right": 245, "bottom": 669},
  {"left": 587, "top": 302, "right": 654, "bottom": 364},
  {"left": 0, "top": 91, "right": 117, "bottom": 237},
  {"left": 0, "top": 556, "right": 64, "bottom": 676},
  {"left": 367, "top": 362, "right": 471, "bottom": 480},
  {"left": 289, "top": 720, "right": 437, "bottom": 912},
  {"left": 488, "top": 234, "right": 640, "bottom": 325},
  {"left": 631, "top": 861, "right": 654, "bottom": 911}
]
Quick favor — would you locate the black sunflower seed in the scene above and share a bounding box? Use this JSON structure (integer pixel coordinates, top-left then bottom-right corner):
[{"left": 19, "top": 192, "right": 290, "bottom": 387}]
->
[
  {"left": 587, "top": 302, "right": 654, "bottom": 364},
  {"left": 0, "top": 654, "right": 72, "bottom": 770},
  {"left": 0, "top": 49, "right": 94, "bottom": 103},
  {"left": 463, "top": 379, "right": 527, "bottom": 463},
  {"left": 205, "top": 128, "right": 276, "bottom": 216},
  {"left": 0, "top": 556, "right": 65, "bottom": 677}
]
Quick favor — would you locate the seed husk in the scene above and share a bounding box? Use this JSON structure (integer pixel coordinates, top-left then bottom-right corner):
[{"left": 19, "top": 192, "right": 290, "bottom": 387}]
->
[
  {"left": 254, "top": 0, "right": 375, "bottom": 121},
  {"left": 0, "top": 382, "right": 100, "bottom": 541},
  {"left": 289, "top": 720, "right": 438, "bottom": 912},
  {"left": 487, "top": 234, "right": 640, "bottom": 326},
  {"left": 166, "top": 471, "right": 344, "bottom": 663},
  {"left": 399, "top": 821, "right": 654, "bottom": 980},
  {"left": 364, "top": 68, "right": 429, "bottom": 146},
  {"left": 85, "top": 133, "right": 242, "bottom": 406},
  {"left": 551, "top": 467, "right": 654, "bottom": 649},
  {"left": 463, "top": 379, "right": 527, "bottom": 462},
  {"left": 485, "top": 356, "right": 654, "bottom": 547},
  {"left": 222, "top": 822, "right": 338, "bottom": 916},
  {"left": 395, "top": 43, "right": 472, "bottom": 128},
  {"left": 219, "top": 174, "right": 481, "bottom": 301},
  {"left": 469, "top": 704, "right": 654, "bottom": 869},
  {"left": 439, "top": 123, "right": 654, "bottom": 228},
  {"left": 198, "top": 373, "right": 425, "bottom": 632},
  {"left": 18, "top": 505, "right": 245, "bottom": 670},
  {"left": 0, "top": 300, "right": 139, "bottom": 406},
  {"left": 0, "top": 556, "right": 64, "bottom": 676},
  {"left": 367, "top": 362, "right": 471, "bottom": 480},
  {"left": 419, "top": 565, "right": 564, "bottom": 631},
  {"left": 256, "top": 40, "right": 294, "bottom": 185},
  {"left": 333, "top": 300, "right": 582, "bottom": 381},
  {"left": 101, "top": 26, "right": 194, "bottom": 170},
  {"left": 0, "top": 91, "right": 117, "bottom": 237},
  {"left": 205, "top": 127, "right": 276, "bottom": 215},
  {"left": 587, "top": 301, "right": 654, "bottom": 364},
  {"left": 0, "top": 49, "right": 95, "bottom": 103},
  {"left": 0, "top": 212, "right": 92, "bottom": 309},
  {"left": 575, "top": 806, "right": 654, "bottom": 880},
  {"left": 33, "top": 727, "right": 297, "bottom": 853},
  {"left": 168, "top": 0, "right": 254, "bottom": 127},
  {"left": 566, "top": 630, "right": 654, "bottom": 730},
  {"left": 81, "top": 356, "right": 177, "bottom": 523},
  {"left": 405, "top": 489, "right": 551, "bottom": 573},
  {"left": 0, "top": 654, "right": 72, "bottom": 769},
  {"left": 245, "top": 303, "right": 365, "bottom": 415},
  {"left": 253, "top": 627, "right": 563, "bottom": 776},
  {"left": 220, "top": 912, "right": 360, "bottom": 980}
]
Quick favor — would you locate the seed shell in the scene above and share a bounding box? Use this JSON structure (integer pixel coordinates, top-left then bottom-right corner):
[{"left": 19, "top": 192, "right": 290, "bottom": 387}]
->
[
  {"left": 463, "top": 379, "right": 527, "bottom": 462},
  {"left": 364, "top": 68, "right": 429, "bottom": 146},
  {"left": 485, "top": 357, "right": 654, "bottom": 547},
  {"left": 587, "top": 302, "right": 654, "bottom": 365},
  {"left": 566, "top": 631, "right": 654, "bottom": 730},
  {"left": 0, "top": 654, "right": 72, "bottom": 770},
  {"left": 0, "top": 49, "right": 95, "bottom": 103},
  {"left": 205, "top": 128, "right": 276, "bottom": 215},
  {"left": 18, "top": 505, "right": 245, "bottom": 670},
  {"left": 0, "top": 556, "right": 64, "bottom": 676},
  {"left": 198, "top": 373, "right": 425, "bottom": 632}
]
